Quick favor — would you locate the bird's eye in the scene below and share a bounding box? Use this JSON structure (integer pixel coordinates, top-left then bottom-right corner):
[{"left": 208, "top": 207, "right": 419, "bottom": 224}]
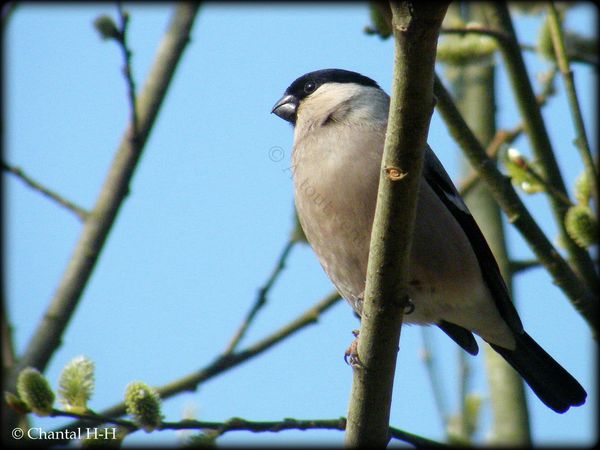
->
[{"left": 304, "top": 82, "right": 316, "bottom": 94}]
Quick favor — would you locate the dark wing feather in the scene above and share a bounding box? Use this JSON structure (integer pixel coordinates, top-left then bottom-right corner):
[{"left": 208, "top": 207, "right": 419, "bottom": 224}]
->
[
  {"left": 491, "top": 332, "right": 586, "bottom": 412},
  {"left": 422, "top": 147, "right": 523, "bottom": 333},
  {"left": 422, "top": 147, "right": 587, "bottom": 412},
  {"left": 437, "top": 320, "right": 479, "bottom": 355}
]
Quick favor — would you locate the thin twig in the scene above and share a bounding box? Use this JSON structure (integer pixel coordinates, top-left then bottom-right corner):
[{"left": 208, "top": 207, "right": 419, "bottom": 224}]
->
[
  {"left": 547, "top": 2, "right": 598, "bottom": 204},
  {"left": 457, "top": 66, "right": 557, "bottom": 199},
  {"left": 510, "top": 154, "right": 573, "bottom": 207},
  {"left": 521, "top": 43, "right": 599, "bottom": 68},
  {"left": 6, "top": 2, "right": 201, "bottom": 405},
  {"left": 43, "top": 409, "right": 448, "bottom": 448},
  {"left": 443, "top": 25, "right": 599, "bottom": 68},
  {"left": 509, "top": 259, "right": 542, "bottom": 275},
  {"left": 52, "top": 291, "right": 342, "bottom": 436},
  {"left": 458, "top": 127, "right": 517, "bottom": 198},
  {"left": 2, "top": 162, "right": 89, "bottom": 220},
  {"left": 49, "top": 409, "right": 137, "bottom": 430},
  {"left": 116, "top": 2, "right": 139, "bottom": 141},
  {"left": 441, "top": 25, "right": 511, "bottom": 45},
  {"left": 484, "top": 2, "right": 599, "bottom": 292},
  {"left": 420, "top": 328, "right": 450, "bottom": 429},
  {"left": 163, "top": 417, "right": 348, "bottom": 437},
  {"left": 223, "top": 239, "right": 296, "bottom": 354},
  {"left": 434, "top": 73, "right": 598, "bottom": 334},
  {"left": 511, "top": 257, "right": 597, "bottom": 275},
  {"left": 389, "top": 425, "right": 451, "bottom": 447}
]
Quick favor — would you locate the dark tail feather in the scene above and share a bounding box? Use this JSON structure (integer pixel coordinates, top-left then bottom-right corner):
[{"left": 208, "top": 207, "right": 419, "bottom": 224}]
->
[{"left": 490, "top": 332, "right": 586, "bottom": 413}]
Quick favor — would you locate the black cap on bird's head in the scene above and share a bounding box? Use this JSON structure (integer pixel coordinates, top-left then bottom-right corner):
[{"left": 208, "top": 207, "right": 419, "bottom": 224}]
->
[{"left": 271, "top": 69, "right": 380, "bottom": 124}]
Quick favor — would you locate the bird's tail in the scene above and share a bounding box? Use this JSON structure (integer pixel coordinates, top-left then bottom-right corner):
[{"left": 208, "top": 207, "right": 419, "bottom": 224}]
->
[{"left": 490, "top": 332, "right": 586, "bottom": 413}]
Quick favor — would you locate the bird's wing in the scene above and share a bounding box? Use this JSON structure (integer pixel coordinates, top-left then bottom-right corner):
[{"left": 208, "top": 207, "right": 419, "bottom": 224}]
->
[
  {"left": 437, "top": 320, "right": 479, "bottom": 355},
  {"left": 422, "top": 146, "right": 523, "bottom": 334}
]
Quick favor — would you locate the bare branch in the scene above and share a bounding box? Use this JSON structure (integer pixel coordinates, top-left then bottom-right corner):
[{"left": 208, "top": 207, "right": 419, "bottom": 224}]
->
[
  {"left": 2, "top": 162, "right": 89, "bottom": 220},
  {"left": 41, "top": 409, "right": 449, "bottom": 448},
  {"left": 434, "top": 74, "right": 598, "bottom": 335},
  {"left": 510, "top": 259, "right": 542, "bottom": 275},
  {"left": 6, "top": 2, "right": 201, "bottom": 392},
  {"left": 115, "top": 2, "right": 139, "bottom": 140},
  {"left": 420, "top": 328, "right": 450, "bottom": 428},
  {"left": 547, "top": 2, "right": 598, "bottom": 204},
  {"left": 223, "top": 239, "right": 297, "bottom": 354},
  {"left": 441, "top": 25, "right": 511, "bottom": 44},
  {"left": 484, "top": 2, "right": 599, "bottom": 291},
  {"left": 51, "top": 291, "right": 342, "bottom": 436},
  {"left": 344, "top": 2, "right": 449, "bottom": 446}
]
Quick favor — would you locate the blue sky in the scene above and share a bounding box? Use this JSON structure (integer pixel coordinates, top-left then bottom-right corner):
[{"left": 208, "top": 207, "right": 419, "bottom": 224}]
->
[{"left": 4, "top": 3, "right": 596, "bottom": 446}]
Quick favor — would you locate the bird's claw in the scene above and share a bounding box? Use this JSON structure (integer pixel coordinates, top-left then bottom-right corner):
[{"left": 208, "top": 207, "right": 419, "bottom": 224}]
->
[{"left": 344, "top": 329, "right": 363, "bottom": 367}]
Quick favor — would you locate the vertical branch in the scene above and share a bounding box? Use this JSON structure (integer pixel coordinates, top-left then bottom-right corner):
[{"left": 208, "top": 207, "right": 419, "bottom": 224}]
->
[
  {"left": 116, "top": 2, "right": 139, "bottom": 139},
  {"left": 484, "top": 3, "right": 599, "bottom": 290},
  {"left": 344, "top": 2, "right": 448, "bottom": 447},
  {"left": 456, "top": 350, "right": 471, "bottom": 440},
  {"left": 546, "top": 2, "right": 598, "bottom": 203},
  {"left": 446, "top": 4, "right": 531, "bottom": 442},
  {"left": 7, "top": 3, "right": 200, "bottom": 388},
  {"left": 420, "top": 328, "right": 450, "bottom": 429},
  {"left": 434, "top": 74, "right": 598, "bottom": 335}
]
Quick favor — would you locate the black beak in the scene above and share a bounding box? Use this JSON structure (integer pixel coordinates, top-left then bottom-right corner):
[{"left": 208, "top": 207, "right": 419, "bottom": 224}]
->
[{"left": 271, "top": 94, "right": 299, "bottom": 123}]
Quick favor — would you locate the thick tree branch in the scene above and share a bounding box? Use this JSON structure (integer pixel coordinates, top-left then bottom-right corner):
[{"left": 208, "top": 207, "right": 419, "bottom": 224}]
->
[{"left": 344, "top": 2, "right": 448, "bottom": 447}]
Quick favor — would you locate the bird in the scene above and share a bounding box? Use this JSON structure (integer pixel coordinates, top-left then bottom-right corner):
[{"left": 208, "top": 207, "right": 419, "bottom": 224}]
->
[{"left": 271, "top": 68, "right": 587, "bottom": 413}]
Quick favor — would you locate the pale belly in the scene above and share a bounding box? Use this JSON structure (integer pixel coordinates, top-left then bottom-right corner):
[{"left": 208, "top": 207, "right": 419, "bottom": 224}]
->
[{"left": 293, "top": 151, "right": 512, "bottom": 347}]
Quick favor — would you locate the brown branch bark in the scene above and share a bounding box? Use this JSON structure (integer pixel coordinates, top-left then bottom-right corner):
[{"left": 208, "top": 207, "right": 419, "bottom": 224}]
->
[{"left": 344, "top": 2, "right": 449, "bottom": 447}]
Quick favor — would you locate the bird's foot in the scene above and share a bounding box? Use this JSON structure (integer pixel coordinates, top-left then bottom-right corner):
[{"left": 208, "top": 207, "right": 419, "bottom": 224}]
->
[
  {"left": 393, "top": 294, "right": 415, "bottom": 315},
  {"left": 402, "top": 297, "right": 415, "bottom": 315},
  {"left": 344, "top": 329, "right": 363, "bottom": 367}
]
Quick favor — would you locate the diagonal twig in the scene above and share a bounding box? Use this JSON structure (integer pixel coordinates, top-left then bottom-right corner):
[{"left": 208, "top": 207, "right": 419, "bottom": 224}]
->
[
  {"left": 223, "top": 239, "right": 297, "bottom": 354},
  {"left": 6, "top": 3, "right": 201, "bottom": 399},
  {"left": 51, "top": 291, "right": 342, "bottom": 437},
  {"left": 434, "top": 73, "right": 598, "bottom": 334},
  {"left": 546, "top": 2, "right": 598, "bottom": 204},
  {"left": 457, "top": 66, "right": 558, "bottom": 199},
  {"left": 2, "top": 162, "right": 89, "bottom": 220},
  {"left": 484, "top": 2, "right": 598, "bottom": 291}
]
